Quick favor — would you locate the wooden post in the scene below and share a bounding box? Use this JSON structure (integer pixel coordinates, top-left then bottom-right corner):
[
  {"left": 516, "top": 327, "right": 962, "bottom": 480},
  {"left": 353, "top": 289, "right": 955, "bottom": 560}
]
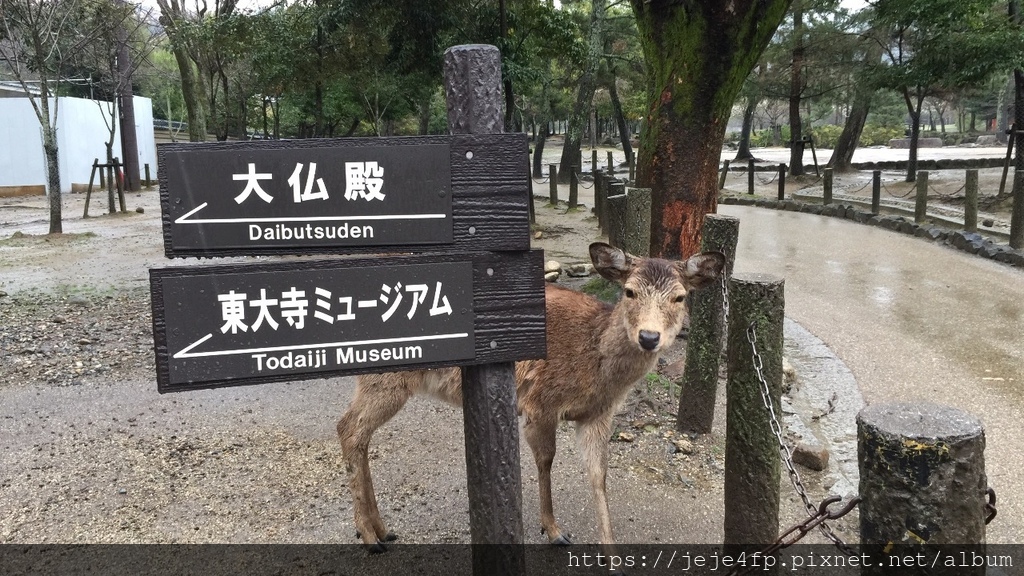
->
[
  {"left": 624, "top": 187, "right": 651, "bottom": 257},
  {"left": 678, "top": 214, "right": 739, "bottom": 434},
  {"left": 1011, "top": 171, "right": 1024, "bottom": 250},
  {"left": 628, "top": 157, "right": 635, "bottom": 181},
  {"left": 808, "top": 135, "right": 820, "bottom": 177},
  {"left": 106, "top": 164, "right": 116, "bottom": 214},
  {"left": 144, "top": 163, "right": 152, "bottom": 188},
  {"left": 777, "top": 163, "right": 786, "bottom": 200},
  {"left": 607, "top": 182, "right": 626, "bottom": 247},
  {"left": 915, "top": 170, "right": 929, "bottom": 223},
  {"left": 858, "top": 402, "right": 987, "bottom": 576},
  {"left": 568, "top": 166, "right": 579, "bottom": 210},
  {"left": 607, "top": 151, "right": 614, "bottom": 175},
  {"left": 964, "top": 169, "right": 978, "bottom": 233},
  {"left": 823, "top": 167, "right": 833, "bottom": 205},
  {"left": 871, "top": 170, "right": 881, "bottom": 214},
  {"left": 724, "top": 273, "right": 783, "bottom": 547},
  {"left": 442, "top": 44, "right": 525, "bottom": 575},
  {"left": 594, "top": 172, "right": 606, "bottom": 232},
  {"left": 999, "top": 127, "right": 1014, "bottom": 197},
  {"left": 526, "top": 153, "right": 535, "bottom": 225},
  {"left": 719, "top": 160, "right": 730, "bottom": 190},
  {"left": 747, "top": 159, "right": 755, "bottom": 195},
  {"left": 548, "top": 164, "right": 558, "bottom": 206},
  {"left": 591, "top": 149, "right": 598, "bottom": 175},
  {"left": 84, "top": 159, "right": 98, "bottom": 218}
]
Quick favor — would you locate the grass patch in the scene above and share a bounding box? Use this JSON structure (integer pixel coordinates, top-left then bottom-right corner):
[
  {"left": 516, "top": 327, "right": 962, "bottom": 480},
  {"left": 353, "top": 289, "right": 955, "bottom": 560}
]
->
[{"left": 580, "top": 276, "right": 621, "bottom": 303}]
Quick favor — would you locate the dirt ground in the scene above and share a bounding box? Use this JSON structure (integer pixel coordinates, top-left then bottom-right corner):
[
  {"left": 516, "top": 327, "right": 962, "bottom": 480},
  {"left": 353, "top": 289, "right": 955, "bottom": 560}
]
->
[{"left": 3, "top": 145, "right": 989, "bottom": 549}]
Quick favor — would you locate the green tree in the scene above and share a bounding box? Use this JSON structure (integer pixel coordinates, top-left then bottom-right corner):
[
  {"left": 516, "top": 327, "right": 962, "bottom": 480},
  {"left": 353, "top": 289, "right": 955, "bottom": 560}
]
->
[{"left": 630, "top": 0, "right": 792, "bottom": 259}]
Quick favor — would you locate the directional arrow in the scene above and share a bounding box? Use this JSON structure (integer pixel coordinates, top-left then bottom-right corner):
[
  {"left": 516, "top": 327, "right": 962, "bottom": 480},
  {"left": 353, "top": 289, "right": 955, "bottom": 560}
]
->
[
  {"left": 173, "top": 331, "right": 471, "bottom": 359},
  {"left": 174, "top": 202, "right": 448, "bottom": 225}
]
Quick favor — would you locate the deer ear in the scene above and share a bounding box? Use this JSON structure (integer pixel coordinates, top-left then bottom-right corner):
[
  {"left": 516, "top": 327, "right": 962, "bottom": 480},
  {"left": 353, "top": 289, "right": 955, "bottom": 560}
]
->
[
  {"left": 589, "top": 242, "right": 634, "bottom": 284},
  {"left": 677, "top": 251, "right": 726, "bottom": 290}
]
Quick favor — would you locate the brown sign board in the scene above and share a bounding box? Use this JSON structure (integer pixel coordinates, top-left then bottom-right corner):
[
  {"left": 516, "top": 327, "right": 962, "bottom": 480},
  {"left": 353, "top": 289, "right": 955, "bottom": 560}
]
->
[
  {"left": 158, "top": 134, "right": 530, "bottom": 258},
  {"left": 150, "top": 251, "right": 546, "bottom": 393}
]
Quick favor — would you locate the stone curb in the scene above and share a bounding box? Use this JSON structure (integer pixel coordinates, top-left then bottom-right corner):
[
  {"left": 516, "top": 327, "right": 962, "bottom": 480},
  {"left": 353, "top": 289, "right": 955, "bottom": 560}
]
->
[{"left": 720, "top": 195, "right": 1024, "bottom": 269}]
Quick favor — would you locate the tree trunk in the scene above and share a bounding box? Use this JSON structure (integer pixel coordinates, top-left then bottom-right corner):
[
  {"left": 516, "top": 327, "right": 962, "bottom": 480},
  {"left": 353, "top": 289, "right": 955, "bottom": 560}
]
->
[
  {"left": 904, "top": 87, "right": 924, "bottom": 182},
  {"left": 733, "top": 95, "right": 757, "bottom": 161},
  {"left": 828, "top": 96, "right": 869, "bottom": 172},
  {"left": 558, "top": 0, "right": 604, "bottom": 182},
  {"left": 533, "top": 122, "right": 549, "bottom": 178},
  {"left": 41, "top": 119, "right": 63, "bottom": 234},
  {"left": 608, "top": 73, "right": 635, "bottom": 168},
  {"left": 788, "top": 1, "right": 805, "bottom": 176},
  {"left": 631, "top": 0, "right": 791, "bottom": 259}
]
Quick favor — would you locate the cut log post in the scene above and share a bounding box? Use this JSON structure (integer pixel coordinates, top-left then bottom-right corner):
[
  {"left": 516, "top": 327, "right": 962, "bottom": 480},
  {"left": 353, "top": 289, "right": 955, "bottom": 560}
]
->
[{"left": 915, "top": 170, "right": 929, "bottom": 223}]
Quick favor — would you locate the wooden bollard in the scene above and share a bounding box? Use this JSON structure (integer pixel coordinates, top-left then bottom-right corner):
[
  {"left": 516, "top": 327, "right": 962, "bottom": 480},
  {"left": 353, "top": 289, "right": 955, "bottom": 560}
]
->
[
  {"left": 747, "top": 158, "right": 755, "bottom": 195},
  {"left": 606, "top": 182, "right": 626, "bottom": 247},
  {"left": 442, "top": 44, "right": 525, "bottom": 575},
  {"left": 777, "top": 163, "right": 786, "bottom": 200},
  {"left": 915, "top": 170, "right": 929, "bottom": 223},
  {"left": 965, "top": 169, "right": 978, "bottom": 233},
  {"left": 607, "top": 151, "right": 614, "bottom": 175},
  {"left": 1012, "top": 171, "right": 1024, "bottom": 250},
  {"left": 568, "top": 165, "right": 579, "bottom": 210},
  {"left": 719, "top": 160, "right": 730, "bottom": 190},
  {"left": 144, "top": 163, "right": 152, "bottom": 188},
  {"left": 858, "top": 402, "right": 987, "bottom": 576},
  {"left": 823, "top": 167, "right": 833, "bottom": 205},
  {"left": 871, "top": 170, "right": 881, "bottom": 214},
  {"left": 678, "top": 214, "right": 740, "bottom": 434},
  {"left": 591, "top": 149, "right": 598, "bottom": 174},
  {"left": 624, "top": 187, "right": 651, "bottom": 257},
  {"left": 548, "top": 164, "right": 558, "bottom": 206},
  {"left": 724, "top": 273, "right": 784, "bottom": 547},
  {"left": 628, "top": 158, "right": 635, "bottom": 181},
  {"left": 594, "top": 172, "right": 606, "bottom": 232}
]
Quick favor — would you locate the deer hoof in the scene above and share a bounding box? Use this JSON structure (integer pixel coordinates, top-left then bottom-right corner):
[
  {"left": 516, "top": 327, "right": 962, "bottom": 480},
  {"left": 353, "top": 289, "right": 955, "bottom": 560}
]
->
[
  {"left": 384, "top": 532, "right": 398, "bottom": 542},
  {"left": 550, "top": 534, "right": 572, "bottom": 546},
  {"left": 367, "top": 541, "right": 388, "bottom": 554}
]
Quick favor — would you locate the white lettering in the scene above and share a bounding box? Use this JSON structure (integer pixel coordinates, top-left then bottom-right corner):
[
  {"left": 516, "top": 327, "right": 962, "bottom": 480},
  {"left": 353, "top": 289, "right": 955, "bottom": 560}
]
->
[{"left": 247, "top": 223, "right": 374, "bottom": 242}]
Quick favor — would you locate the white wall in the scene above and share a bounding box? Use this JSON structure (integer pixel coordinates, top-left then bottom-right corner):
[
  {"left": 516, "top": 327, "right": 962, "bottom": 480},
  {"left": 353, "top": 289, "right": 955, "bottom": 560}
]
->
[{"left": 0, "top": 95, "right": 157, "bottom": 194}]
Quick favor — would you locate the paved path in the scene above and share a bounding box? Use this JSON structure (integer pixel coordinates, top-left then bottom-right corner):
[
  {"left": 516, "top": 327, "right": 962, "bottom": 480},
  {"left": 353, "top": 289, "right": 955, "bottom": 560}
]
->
[{"left": 720, "top": 204, "right": 1024, "bottom": 544}]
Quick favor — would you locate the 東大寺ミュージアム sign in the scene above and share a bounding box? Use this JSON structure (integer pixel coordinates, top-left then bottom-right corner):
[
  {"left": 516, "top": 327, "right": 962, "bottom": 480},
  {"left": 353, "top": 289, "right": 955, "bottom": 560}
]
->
[{"left": 159, "top": 134, "right": 531, "bottom": 258}]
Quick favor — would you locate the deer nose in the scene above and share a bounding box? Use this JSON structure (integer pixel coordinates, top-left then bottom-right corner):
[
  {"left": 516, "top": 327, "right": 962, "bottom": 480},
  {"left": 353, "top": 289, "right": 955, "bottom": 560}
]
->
[{"left": 638, "top": 330, "right": 661, "bottom": 351}]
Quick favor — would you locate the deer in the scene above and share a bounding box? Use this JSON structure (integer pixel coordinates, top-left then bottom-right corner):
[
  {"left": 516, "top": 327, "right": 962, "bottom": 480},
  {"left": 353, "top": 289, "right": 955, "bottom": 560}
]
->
[{"left": 337, "top": 242, "right": 725, "bottom": 553}]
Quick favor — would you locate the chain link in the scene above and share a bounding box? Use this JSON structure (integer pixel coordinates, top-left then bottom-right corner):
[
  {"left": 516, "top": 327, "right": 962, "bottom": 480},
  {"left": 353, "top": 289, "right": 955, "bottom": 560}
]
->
[{"left": 746, "top": 323, "right": 860, "bottom": 556}]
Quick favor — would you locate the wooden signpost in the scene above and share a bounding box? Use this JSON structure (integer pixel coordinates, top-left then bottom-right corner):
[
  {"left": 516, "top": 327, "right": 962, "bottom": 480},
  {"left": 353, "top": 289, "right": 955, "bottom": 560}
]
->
[{"left": 150, "top": 45, "right": 539, "bottom": 573}]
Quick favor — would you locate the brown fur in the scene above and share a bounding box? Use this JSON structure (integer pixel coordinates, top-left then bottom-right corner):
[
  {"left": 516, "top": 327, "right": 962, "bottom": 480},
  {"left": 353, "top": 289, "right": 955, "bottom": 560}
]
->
[{"left": 337, "top": 242, "right": 725, "bottom": 551}]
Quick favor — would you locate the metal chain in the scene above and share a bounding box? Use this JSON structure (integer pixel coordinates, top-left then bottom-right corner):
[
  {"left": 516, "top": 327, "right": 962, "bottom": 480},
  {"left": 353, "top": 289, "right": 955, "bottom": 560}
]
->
[
  {"left": 573, "top": 171, "right": 595, "bottom": 189},
  {"left": 746, "top": 323, "right": 861, "bottom": 556}
]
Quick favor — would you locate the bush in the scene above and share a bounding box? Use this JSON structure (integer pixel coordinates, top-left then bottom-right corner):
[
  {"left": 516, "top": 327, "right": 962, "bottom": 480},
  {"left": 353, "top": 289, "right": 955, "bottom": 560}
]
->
[
  {"left": 809, "top": 124, "right": 843, "bottom": 149},
  {"left": 860, "top": 124, "right": 905, "bottom": 147}
]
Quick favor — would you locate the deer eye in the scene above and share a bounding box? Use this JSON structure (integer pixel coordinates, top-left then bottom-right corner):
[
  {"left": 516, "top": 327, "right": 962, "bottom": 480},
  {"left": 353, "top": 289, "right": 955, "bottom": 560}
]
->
[
  {"left": 674, "top": 294, "right": 686, "bottom": 303},
  {"left": 624, "top": 288, "right": 636, "bottom": 299}
]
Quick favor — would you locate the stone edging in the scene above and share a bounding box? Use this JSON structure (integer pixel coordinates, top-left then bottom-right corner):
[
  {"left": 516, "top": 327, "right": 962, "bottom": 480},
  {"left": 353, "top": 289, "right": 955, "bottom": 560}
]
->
[{"left": 720, "top": 194, "right": 1024, "bottom": 269}]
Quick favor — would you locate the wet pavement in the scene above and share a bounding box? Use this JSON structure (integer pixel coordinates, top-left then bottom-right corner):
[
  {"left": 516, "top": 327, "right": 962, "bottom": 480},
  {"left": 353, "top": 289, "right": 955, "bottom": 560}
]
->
[{"left": 720, "top": 204, "right": 1024, "bottom": 544}]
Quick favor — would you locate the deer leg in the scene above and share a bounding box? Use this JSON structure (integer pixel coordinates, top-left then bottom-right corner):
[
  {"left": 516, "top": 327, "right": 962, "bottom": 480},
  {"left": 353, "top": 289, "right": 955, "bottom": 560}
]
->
[
  {"left": 523, "top": 413, "right": 570, "bottom": 545},
  {"left": 576, "top": 414, "right": 617, "bottom": 551},
  {"left": 337, "top": 375, "right": 412, "bottom": 551}
]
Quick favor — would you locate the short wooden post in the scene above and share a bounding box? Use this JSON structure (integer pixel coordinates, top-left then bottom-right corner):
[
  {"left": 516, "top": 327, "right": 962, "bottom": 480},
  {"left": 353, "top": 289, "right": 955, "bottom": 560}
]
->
[
  {"left": 607, "top": 182, "right": 626, "bottom": 247},
  {"left": 915, "top": 170, "right": 929, "bottom": 223},
  {"left": 1011, "top": 171, "right": 1024, "bottom": 250},
  {"left": 724, "top": 273, "right": 784, "bottom": 547},
  {"left": 594, "top": 172, "right": 606, "bottom": 232},
  {"left": 106, "top": 164, "right": 116, "bottom": 214},
  {"left": 99, "top": 164, "right": 106, "bottom": 188},
  {"left": 777, "top": 163, "right": 786, "bottom": 200},
  {"left": 591, "top": 149, "right": 598, "bottom": 175},
  {"left": 443, "top": 44, "right": 525, "bottom": 576},
  {"left": 999, "top": 127, "right": 1014, "bottom": 197},
  {"left": 747, "top": 159, "right": 755, "bottom": 195},
  {"left": 964, "top": 169, "right": 979, "bottom": 233},
  {"left": 144, "top": 163, "right": 152, "bottom": 188},
  {"left": 871, "top": 170, "right": 881, "bottom": 214},
  {"left": 568, "top": 165, "right": 579, "bottom": 210},
  {"left": 607, "top": 151, "right": 614, "bottom": 174},
  {"left": 719, "top": 160, "right": 730, "bottom": 190},
  {"left": 678, "top": 214, "right": 739, "bottom": 434},
  {"left": 823, "top": 167, "right": 833, "bottom": 205},
  {"left": 628, "top": 157, "right": 635, "bottom": 181},
  {"left": 858, "top": 402, "right": 987, "bottom": 576},
  {"left": 624, "top": 187, "right": 651, "bottom": 257}
]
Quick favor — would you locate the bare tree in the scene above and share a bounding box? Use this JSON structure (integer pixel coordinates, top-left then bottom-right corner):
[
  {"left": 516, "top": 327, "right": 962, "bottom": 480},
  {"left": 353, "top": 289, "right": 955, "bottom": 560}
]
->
[{"left": 0, "top": 0, "right": 112, "bottom": 233}]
